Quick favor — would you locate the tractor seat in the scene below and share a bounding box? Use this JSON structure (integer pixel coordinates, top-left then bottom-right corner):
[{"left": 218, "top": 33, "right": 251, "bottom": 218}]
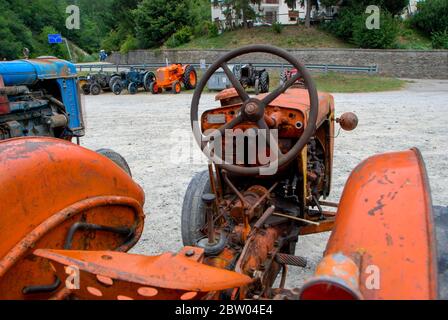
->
[{"left": 34, "top": 247, "right": 252, "bottom": 300}]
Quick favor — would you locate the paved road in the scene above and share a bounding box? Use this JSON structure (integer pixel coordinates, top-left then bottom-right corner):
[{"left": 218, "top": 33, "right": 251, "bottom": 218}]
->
[{"left": 81, "top": 79, "right": 448, "bottom": 289}]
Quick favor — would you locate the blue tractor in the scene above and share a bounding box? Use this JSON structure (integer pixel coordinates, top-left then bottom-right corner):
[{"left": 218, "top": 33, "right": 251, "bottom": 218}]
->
[
  {"left": 0, "top": 57, "right": 132, "bottom": 175},
  {"left": 0, "top": 57, "right": 85, "bottom": 141},
  {"left": 110, "top": 68, "right": 155, "bottom": 95}
]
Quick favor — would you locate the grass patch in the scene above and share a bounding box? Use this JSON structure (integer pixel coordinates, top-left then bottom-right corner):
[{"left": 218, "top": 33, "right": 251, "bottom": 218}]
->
[
  {"left": 395, "top": 22, "right": 432, "bottom": 50},
  {"left": 175, "top": 26, "right": 354, "bottom": 49},
  {"left": 203, "top": 71, "right": 406, "bottom": 94},
  {"left": 312, "top": 72, "right": 407, "bottom": 93}
]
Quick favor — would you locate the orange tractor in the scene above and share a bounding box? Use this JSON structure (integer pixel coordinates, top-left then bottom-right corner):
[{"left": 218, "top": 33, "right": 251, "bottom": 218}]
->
[
  {"left": 150, "top": 63, "right": 197, "bottom": 94},
  {"left": 0, "top": 45, "right": 446, "bottom": 301}
]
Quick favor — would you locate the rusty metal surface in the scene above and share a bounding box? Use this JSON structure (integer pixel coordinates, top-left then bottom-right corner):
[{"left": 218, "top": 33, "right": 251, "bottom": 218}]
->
[
  {"left": 323, "top": 148, "right": 437, "bottom": 300},
  {"left": 35, "top": 247, "right": 252, "bottom": 300},
  {"left": 0, "top": 137, "right": 145, "bottom": 300}
]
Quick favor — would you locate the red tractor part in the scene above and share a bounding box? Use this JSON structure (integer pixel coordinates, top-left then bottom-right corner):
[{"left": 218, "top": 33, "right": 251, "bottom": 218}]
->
[{"left": 0, "top": 137, "right": 145, "bottom": 300}]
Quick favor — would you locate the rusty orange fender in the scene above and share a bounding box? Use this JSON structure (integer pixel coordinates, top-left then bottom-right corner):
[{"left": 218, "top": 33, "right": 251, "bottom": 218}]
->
[
  {"left": 0, "top": 137, "right": 145, "bottom": 300},
  {"left": 301, "top": 148, "right": 437, "bottom": 300}
]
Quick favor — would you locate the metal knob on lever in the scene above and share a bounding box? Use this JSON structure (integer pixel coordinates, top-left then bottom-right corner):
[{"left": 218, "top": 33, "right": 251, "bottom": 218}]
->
[{"left": 336, "top": 112, "right": 359, "bottom": 131}]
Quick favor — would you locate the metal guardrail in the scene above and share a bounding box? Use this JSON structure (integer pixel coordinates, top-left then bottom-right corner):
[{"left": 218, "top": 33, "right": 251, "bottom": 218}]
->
[{"left": 76, "top": 63, "right": 379, "bottom": 75}]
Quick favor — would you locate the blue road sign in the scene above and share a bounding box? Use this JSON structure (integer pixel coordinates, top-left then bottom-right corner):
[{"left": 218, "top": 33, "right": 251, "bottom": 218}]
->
[{"left": 48, "top": 34, "right": 63, "bottom": 44}]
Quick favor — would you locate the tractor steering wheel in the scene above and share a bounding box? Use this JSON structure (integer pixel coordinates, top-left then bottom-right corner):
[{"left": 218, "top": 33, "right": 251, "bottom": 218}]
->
[{"left": 191, "top": 45, "right": 319, "bottom": 176}]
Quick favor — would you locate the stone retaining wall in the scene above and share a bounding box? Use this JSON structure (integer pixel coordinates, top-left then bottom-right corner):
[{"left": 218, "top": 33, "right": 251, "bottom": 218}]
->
[{"left": 108, "top": 48, "right": 448, "bottom": 79}]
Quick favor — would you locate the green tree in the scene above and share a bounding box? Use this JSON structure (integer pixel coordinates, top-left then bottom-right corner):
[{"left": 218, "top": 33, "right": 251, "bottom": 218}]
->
[
  {"left": 412, "top": 0, "right": 448, "bottom": 35},
  {"left": 100, "top": 0, "right": 140, "bottom": 52},
  {"left": 0, "top": 0, "right": 33, "bottom": 59},
  {"left": 134, "top": 0, "right": 190, "bottom": 48},
  {"left": 352, "top": 11, "right": 399, "bottom": 48}
]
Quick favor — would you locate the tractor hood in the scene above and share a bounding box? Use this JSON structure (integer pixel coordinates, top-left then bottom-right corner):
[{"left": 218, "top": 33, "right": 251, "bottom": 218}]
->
[{"left": 0, "top": 58, "right": 77, "bottom": 86}]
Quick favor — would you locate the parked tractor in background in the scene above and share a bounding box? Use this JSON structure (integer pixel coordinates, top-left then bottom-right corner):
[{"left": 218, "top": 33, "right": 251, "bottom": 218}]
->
[
  {"left": 150, "top": 64, "right": 197, "bottom": 94},
  {"left": 280, "top": 68, "right": 305, "bottom": 87},
  {"left": 110, "top": 68, "right": 156, "bottom": 95},
  {"left": 233, "top": 63, "right": 270, "bottom": 94},
  {"left": 79, "top": 72, "right": 121, "bottom": 96}
]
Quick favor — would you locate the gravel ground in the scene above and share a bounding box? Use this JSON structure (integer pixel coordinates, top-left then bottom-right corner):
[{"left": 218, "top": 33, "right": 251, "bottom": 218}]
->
[{"left": 82, "top": 79, "right": 448, "bottom": 289}]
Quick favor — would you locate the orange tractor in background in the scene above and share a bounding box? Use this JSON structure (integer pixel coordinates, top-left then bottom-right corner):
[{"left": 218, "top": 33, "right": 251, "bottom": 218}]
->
[
  {"left": 0, "top": 45, "right": 446, "bottom": 301},
  {"left": 150, "top": 63, "right": 197, "bottom": 94}
]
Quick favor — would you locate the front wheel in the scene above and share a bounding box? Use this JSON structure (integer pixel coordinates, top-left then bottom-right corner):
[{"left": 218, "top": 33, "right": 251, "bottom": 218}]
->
[
  {"left": 112, "top": 82, "right": 123, "bottom": 95},
  {"left": 172, "top": 81, "right": 182, "bottom": 94},
  {"left": 150, "top": 82, "right": 161, "bottom": 94},
  {"left": 82, "top": 84, "right": 91, "bottom": 95},
  {"left": 181, "top": 170, "right": 212, "bottom": 246},
  {"left": 90, "top": 83, "right": 101, "bottom": 96},
  {"left": 96, "top": 149, "right": 132, "bottom": 177},
  {"left": 254, "top": 78, "right": 260, "bottom": 95},
  {"left": 128, "top": 82, "right": 138, "bottom": 95}
]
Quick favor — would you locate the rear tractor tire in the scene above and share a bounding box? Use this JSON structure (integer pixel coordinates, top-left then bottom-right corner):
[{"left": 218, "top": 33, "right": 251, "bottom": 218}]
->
[
  {"left": 183, "top": 65, "right": 197, "bottom": 90},
  {"left": 96, "top": 149, "right": 132, "bottom": 177},
  {"left": 259, "top": 71, "right": 270, "bottom": 93},
  {"left": 109, "top": 75, "right": 121, "bottom": 89},
  {"left": 279, "top": 70, "right": 288, "bottom": 86}
]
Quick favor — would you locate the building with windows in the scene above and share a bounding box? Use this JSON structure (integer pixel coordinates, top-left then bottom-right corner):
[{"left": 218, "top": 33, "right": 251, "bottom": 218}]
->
[{"left": 211, "top": 0, "right": 338, "bottom": 29}]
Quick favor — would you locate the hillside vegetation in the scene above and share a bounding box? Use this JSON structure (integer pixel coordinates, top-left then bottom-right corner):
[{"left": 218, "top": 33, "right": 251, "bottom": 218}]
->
[
  {"left": 174, "top": 24, "right": 432, "bottom": 50},
  {"left": 0, "top": 0, "right": 445, "bottom": 62},
  {"left": 176, "top": 26, "right": 354, "bottom": 49}
]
